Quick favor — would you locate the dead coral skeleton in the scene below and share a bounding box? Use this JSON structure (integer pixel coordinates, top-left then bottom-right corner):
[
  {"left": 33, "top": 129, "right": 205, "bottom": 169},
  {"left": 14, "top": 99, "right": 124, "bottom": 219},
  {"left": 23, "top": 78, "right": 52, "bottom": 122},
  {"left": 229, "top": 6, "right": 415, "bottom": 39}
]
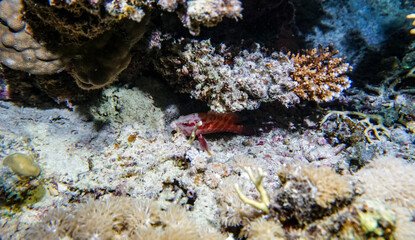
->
[{"left": 320, "top": 110, "right": 391, "bottom": 144}]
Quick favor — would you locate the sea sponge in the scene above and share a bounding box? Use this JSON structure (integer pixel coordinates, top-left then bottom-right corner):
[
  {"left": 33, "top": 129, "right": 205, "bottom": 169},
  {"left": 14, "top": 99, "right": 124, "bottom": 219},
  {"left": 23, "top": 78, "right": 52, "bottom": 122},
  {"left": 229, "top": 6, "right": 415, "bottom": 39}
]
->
[
  {"left": 3, "top": 153, "right": 41, "bottom": 178},
  {"left": 272, "top": 164, "right": 354, "bottom": 225}
]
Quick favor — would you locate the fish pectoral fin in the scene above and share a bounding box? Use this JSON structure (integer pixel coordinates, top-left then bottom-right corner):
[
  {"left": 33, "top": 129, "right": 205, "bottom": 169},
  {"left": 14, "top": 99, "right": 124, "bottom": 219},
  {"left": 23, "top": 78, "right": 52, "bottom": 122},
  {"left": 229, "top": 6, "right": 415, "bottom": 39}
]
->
[
  {"left": 189, "top": 121, "right": 203, "bottom": 144},
  {"left": 198, "top": 134, "right": 212, "bottom": 155}
]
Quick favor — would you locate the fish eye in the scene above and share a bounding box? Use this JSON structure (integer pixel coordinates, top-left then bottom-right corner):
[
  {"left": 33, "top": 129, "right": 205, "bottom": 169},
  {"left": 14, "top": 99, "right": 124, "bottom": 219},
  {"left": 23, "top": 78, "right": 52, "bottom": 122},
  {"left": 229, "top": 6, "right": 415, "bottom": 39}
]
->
[{"left": 183, "top": 123, "right": 188, "bottom": 126}]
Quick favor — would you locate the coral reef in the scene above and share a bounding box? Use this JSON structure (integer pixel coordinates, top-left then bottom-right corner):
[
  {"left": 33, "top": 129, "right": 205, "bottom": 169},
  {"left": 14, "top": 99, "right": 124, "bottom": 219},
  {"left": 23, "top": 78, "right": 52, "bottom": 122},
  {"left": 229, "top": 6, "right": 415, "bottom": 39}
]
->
[
  {"left": 158, "top": 0, "right": 243, "bottom": 36},
  {"left": 0, "top": 0, "right": 65, "bottom": 74},
  {"left": 1, "top": 1, "right": 415, "bottom": 240},
  {"left": 289, "top": 44, "right": 352, "bottom": 102},
  {"left": 26, "top": 196, "right": 227, "bottom": 239},
  {"left": 271, "top": 164, "right": 355, "bottom": 226},
  {"left": 0, "top": 0, "right": 244, "bottom": 92},
  {"left": 157, "top": 40, "right": 351, "bottom": 112}
]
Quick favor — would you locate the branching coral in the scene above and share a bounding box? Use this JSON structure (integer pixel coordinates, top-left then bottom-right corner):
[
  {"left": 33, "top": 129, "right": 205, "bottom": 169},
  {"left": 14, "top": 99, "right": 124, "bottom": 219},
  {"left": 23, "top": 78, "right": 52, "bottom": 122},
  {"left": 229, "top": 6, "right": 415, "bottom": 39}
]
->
[
  {"left": 156, "top": 39, "right": 298, "bottom": 112},
  {"left": 157, "top": 40, "right": 352, "bottom": 112},
  {"left": 320, "top": 110, "right": 391, "bottom": 144},
  {"left": 234, "top": 167, "right": 270, "bottom": 214},
  {"left": 289, "top": 44, "right": 352, "bottom": 102}
]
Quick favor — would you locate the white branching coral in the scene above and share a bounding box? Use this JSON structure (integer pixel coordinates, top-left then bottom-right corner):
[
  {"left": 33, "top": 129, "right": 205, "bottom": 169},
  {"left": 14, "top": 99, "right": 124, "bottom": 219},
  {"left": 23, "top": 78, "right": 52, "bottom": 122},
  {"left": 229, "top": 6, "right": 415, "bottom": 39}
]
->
[{"left": 157, "top": 39, "right": 298, "bottom": 112}]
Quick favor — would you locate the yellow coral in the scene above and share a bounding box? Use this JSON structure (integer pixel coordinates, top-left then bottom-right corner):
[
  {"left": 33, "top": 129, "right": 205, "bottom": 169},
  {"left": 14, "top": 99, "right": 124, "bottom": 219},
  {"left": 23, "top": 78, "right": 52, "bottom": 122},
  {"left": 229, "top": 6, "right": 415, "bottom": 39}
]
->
[
  {"left": 290, "top": 44, "right": 352, "bottom": 102},
  {"left": 407, "top": 13, "right": 415, "bottom": 34},
  {"left": 235, "top": 167, "right": 270, "bottom": 214}
]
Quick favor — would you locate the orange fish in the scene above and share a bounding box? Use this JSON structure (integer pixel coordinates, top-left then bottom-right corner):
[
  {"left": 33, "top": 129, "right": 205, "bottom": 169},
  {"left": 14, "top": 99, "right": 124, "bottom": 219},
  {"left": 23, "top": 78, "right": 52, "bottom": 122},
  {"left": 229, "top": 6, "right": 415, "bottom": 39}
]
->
[{"left": 171, "top": 112, "right": 248, "bottom": 154}]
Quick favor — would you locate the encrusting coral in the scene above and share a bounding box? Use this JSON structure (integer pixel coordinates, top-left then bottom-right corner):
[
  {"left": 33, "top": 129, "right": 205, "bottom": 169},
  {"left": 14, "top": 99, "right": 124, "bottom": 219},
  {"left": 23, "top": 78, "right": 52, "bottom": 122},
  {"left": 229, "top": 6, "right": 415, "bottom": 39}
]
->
[{"left": 0, "top": 0, "right": 65, "bottom": 74}]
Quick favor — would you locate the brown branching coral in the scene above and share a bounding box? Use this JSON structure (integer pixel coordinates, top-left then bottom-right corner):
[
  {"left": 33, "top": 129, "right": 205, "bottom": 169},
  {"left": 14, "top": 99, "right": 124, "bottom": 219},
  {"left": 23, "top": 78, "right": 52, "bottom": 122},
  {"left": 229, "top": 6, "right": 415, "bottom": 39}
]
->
[{"left": 290, "top": 44, "right": 352, "bottom": 102}]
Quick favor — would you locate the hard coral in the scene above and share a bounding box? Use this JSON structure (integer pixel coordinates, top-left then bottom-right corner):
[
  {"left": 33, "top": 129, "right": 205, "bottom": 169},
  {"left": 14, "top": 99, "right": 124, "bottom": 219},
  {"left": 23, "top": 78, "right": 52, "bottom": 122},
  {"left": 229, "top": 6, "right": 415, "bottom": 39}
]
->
[
  {"left": 0, "top": 0, "right": 65, "bottom": 74},
  {"left": 156, "top": 39, "right": 298, "bottom": 112},
  {"left": 184, "top": 0, "right": 243, "bottom": 35},
  {"left": 290, "top": 44, "right": 352, "bottom": 102},
  {"left": 157, "top": 0, "right": 243, "bottom": 36},
  {"left": 67, "top": 20, "right": 149, "bottom": 90},
  {"left": 3, "top": 153, "right": 41, "bottom": 178}
]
